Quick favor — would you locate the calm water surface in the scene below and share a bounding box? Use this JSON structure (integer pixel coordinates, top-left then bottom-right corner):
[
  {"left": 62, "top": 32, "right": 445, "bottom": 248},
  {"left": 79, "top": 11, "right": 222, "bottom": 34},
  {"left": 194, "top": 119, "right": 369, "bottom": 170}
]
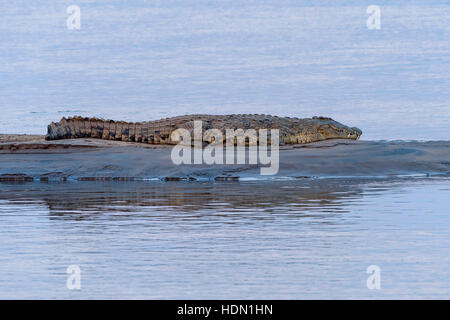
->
[
  {"left": 1, "top": 1, "right": 450, "bottom": 140},
  {"left": 0, "top": 177, "right": 449, "bottom": 299}
]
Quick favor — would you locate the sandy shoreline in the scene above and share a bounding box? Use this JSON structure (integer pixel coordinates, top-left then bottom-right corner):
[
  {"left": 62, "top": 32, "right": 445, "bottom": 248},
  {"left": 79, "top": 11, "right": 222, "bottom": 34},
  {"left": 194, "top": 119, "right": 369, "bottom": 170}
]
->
[
  {"left": 1, "top": 134, "right": 449, "bottom": 182},
  {"left": 0, "top": 134, "right": 173, "bottom": 151},
  {"left": 0, "top": 134, "right": 360, "bottom": 153}
]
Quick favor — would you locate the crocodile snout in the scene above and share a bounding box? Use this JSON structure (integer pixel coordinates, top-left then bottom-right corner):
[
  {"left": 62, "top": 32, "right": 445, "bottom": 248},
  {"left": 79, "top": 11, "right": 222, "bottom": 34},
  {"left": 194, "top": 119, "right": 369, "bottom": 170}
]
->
[{"left": 351, "top": 127, "right": 362, "bottom": 137}]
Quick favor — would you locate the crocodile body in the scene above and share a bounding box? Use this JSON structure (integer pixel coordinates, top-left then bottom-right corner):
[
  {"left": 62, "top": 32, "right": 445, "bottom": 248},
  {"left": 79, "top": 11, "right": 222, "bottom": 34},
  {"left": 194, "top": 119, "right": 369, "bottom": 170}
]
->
[{"left": 46, "top": 114, "right": 362, "bottom": 144}]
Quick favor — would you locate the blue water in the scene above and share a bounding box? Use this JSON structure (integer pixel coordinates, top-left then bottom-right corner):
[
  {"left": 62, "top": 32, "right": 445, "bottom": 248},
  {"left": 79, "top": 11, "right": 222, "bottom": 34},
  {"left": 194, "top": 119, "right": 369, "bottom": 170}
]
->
[
  {"left": 0, "top": 177, "right": 449, "bottom": 299},
  {"left": 1, "top": 1, "right": 449, "bottom": 139}
]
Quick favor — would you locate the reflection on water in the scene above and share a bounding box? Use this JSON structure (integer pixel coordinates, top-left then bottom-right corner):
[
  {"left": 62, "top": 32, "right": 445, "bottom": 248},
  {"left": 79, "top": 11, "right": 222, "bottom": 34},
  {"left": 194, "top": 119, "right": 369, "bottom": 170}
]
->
[
  {"left": 0, "top": 178, "right": 449, "bottom": 299},
  {"left": 37, "top": 180, "right": 363, "bottom": 217}
]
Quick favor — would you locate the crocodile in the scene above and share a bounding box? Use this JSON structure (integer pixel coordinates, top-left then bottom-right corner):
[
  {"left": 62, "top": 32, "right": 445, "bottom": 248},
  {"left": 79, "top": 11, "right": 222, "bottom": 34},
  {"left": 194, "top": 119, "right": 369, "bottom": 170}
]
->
[{"left": 45, "top": 114, "right": 362, "bottom": 145}]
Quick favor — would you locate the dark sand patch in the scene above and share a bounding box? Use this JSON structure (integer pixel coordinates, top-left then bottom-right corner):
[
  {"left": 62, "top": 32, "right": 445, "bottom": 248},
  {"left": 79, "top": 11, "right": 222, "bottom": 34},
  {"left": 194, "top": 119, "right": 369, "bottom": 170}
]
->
[{"left": 0, "top": 137, "right": 449, "bottom": 181}]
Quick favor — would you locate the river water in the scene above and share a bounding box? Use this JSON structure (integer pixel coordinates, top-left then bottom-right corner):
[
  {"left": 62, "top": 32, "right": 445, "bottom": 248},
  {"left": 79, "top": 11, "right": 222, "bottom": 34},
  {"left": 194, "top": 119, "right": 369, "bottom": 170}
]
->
[
  {"left": 0, "top": 177, "right": 449, "bottom": 299},
  {"left": 1, "top": 0, "right": 450, "bottom": 140}
]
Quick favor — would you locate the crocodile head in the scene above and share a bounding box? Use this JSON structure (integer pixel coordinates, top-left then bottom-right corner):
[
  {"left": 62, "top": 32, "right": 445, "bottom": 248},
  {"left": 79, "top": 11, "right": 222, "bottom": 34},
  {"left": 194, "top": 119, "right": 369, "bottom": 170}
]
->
[{"left": 312, "top": 116, "right": 362, "bottom": 140}]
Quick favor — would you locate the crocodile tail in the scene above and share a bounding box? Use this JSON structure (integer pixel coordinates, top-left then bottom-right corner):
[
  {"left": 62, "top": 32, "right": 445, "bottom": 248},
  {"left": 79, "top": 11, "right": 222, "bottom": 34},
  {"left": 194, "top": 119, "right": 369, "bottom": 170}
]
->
[
  {"left": 46, "top": 116, "right": 103, "bottom": 140},
  {"left": 45, "top": 116, "right": 174, "bottom": 144}
]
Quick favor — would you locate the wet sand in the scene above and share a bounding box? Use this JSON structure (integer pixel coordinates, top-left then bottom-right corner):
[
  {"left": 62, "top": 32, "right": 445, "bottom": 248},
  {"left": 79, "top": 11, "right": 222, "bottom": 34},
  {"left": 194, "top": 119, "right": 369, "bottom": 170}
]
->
[
  {"left": 0, "top": 134, "right": 172, "bottom": 150},
  {"left": 1, "top": 135, "right": 449, "bottom": 181}
]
